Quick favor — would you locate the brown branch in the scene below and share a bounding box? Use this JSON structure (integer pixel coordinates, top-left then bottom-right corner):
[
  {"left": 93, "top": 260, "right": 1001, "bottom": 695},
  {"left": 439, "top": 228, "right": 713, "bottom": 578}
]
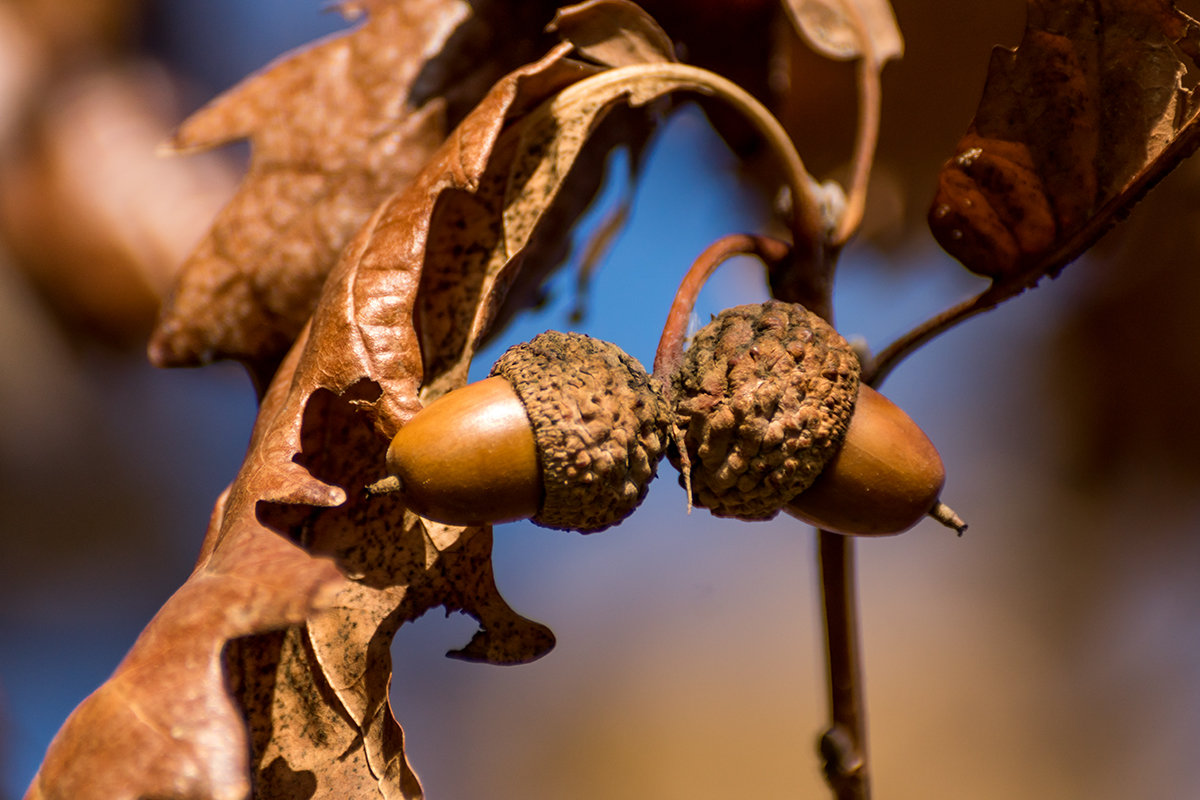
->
[
  {"left": 811, "top": 31, "right": 1200, "bottom": 800},
  {"left": 817, "top": 530, "right": 870, "bottom": 800},
  {"left": 867, "top": 290, "right": 995, "bottom": 386},
  {"left": 872, "top": 102, "right": 1200, "bottom": 386}
]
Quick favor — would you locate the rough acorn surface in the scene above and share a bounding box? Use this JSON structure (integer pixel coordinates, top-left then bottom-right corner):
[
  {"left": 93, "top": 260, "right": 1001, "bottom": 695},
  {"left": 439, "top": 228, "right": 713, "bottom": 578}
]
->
[
  {"left": 491, "top": 331, "right": 669, "bottom": 533},
  {"left": 670, "top": 300, "right": 862, "bottom": 520}
]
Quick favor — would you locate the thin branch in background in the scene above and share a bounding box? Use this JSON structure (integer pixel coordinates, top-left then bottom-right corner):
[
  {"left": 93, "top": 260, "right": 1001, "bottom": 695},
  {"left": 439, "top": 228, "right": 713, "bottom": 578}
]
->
[
  {"left": 812, "top": 18, "right": 888, "bottom": 798},
  {"left": 817, "top": 530, "right": 870, "bottom": 800},
  {"left": 868, "top": 291, "right": 994, "bottom": 386},
  {"left": 568, "top": 194, "right": 632, "bottom": 324}
]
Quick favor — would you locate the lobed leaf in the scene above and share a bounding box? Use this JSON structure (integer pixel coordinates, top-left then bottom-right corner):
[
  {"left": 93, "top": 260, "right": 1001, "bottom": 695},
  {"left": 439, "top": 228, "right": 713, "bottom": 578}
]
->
[
  {"left": 929, "top": 0, "right": 1200, "bottom": 294},
  {"left": 29, "top": 5, "right": 722, "bottom": 792},
  {"left": 217, "top": 39, "right": 777, "bottom": 800},
  {"left": 24, "top": 488, "right": 347, "bottom": 800},
  {"left": 148, "top": 0, "right": 563, "bottom": 382}
]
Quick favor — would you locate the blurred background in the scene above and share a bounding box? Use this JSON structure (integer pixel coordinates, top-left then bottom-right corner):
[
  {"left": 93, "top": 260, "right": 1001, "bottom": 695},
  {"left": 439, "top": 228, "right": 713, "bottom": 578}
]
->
[{"left": 2, "top": 1, "right": 1199, "bottom": 798}]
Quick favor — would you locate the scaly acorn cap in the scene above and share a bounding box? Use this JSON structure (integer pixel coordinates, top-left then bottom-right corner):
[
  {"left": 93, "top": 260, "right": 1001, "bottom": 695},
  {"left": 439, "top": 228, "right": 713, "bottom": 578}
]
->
[
  {"left": 491, "top": 331, "right": 669, "bottom": 532},
  {"left": 669, "top": 300, "right": 862, "bottom": 521}
]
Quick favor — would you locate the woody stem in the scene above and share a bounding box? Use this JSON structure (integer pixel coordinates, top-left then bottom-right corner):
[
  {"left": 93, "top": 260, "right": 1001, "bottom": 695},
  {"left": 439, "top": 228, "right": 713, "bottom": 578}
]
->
[{"left": 817, "top": 531, "right": 870, "bottom": 800}]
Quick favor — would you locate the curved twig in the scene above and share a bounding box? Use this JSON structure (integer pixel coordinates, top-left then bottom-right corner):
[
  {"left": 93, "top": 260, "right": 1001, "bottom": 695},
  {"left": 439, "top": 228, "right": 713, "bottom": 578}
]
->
[
  {"left": 552, "top": 62, "right": 829, "bottom": 264},
  {"left": 834, "top": 56, "right": 883, "bottom": 247},
  {"left": 867, "top": 290, "right": 995, "bottom": 387}
]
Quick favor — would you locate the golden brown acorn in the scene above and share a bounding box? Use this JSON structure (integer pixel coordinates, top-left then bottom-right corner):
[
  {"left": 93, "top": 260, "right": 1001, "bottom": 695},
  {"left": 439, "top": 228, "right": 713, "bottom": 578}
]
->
[
  {"left": 782, "top": 384, "right": 956, "bottom": 535},
  {"left": 382, "top": 331, "right": 669, "bottom": 533},
  {"left": 669, "top": 300, "right": 963, "bottom": 536}
]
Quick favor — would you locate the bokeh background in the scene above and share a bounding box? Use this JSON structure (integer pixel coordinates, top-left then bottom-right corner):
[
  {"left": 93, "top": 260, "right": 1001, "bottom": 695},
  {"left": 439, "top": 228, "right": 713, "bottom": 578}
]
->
[{"left": 2, "top": 1, "right": 1199, "bottom": 798}]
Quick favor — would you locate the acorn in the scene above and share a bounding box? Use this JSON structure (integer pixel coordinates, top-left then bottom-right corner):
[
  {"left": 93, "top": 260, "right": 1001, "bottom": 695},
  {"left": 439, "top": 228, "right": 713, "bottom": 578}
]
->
[
  {"left": 668, "top": 300, "right": 963, "bottom": 535},
  {"left": 380, "top": 331, "right": 669, "bottom": 533}
]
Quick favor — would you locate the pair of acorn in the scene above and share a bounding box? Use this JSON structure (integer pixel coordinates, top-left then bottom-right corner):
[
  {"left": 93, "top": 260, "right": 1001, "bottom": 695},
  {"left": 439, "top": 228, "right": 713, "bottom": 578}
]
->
[{"left": 379, "top": 300, "right": 964, "bottom": 536}]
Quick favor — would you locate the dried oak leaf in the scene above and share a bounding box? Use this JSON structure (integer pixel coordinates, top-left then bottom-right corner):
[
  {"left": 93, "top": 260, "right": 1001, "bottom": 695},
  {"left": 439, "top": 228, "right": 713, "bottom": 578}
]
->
[
  {"left": 22, "top": 46, "right": 575, "bottom": 800},
  {"left": 24, "top": 487, "right": 348, "bottom": 800},
  {"left": 929, "top": 0, "right": 1200, "bottom": 292},
  {"left": 148, "top": 0, "right": 560, "bottom": 381},
  {"left": 208, "top": 33, "right": 707, "bottom": 797},
  {"left": 207, "top": 19, "right": 720, "bottom": 797},
  {"left": 781, "top": 0, "right": 903, "bottom": 63},
  {"left": 28, "top": 14, "right": 701, "bottom": 792},
  {"left": 484, "top": 0, "right": 674, "bottom": 331},
  {"left": 550, "top": 0, "right": 678, "bottom": 66},
  {"left": 29, "top": 2, "right": 753, "bottom": 793}
]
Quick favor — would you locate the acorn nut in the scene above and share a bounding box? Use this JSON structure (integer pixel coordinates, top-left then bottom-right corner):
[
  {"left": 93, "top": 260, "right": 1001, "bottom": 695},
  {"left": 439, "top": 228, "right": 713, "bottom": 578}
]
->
[
  {"left": 383, "top": 331, "right": 669, "bottom": 533},
  {"left": 669, "top": 300, "right": 961, "bottom": 535}
]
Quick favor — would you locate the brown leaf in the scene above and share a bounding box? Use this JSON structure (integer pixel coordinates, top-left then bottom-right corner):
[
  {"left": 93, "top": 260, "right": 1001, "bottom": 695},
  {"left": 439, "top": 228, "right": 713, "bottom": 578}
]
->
[
  {"left": 26, "top": 41, "right": 603, "bottom": 800},
  {"left": 147, "top": 0, "right": 559, "bottom": 379},
  {"left": 929, "top": 0, "right": 1200, "bottom": 289},
  {"left": 781, "top": 0, "right": 903, "bottom": 63},
  {"left": 549, "top": 0, "right": 678, "bottom": 66},
  {"left": 24, "top": 487, "right": 348, "bottom": 800},
  {"left": 193, "top": 34, "right": 737, "bottom": 798},
  {"left": 30, "top": 3, "right": 775, "bottom": 794},
  {"left": 199, "top": 45, "right": 605, "bottom": 795}
]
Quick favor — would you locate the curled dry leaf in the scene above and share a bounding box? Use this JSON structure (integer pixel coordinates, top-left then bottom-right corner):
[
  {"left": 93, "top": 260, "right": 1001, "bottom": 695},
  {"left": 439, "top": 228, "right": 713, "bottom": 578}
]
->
[
  {"left": 549, "top": 0, "right": 678, "bottom": 66},
  {"left": 481, "top": 0, "right": 674, "bottom": 333},
  {"left": 30, "top": 10, "right": 755, "bottom": 791},
  {"left": 27, "top": 43, "right": 590, "bottom": 800},
  {"left": 929, "top": 0, "right": 1200, "bottom": 290},
  {"left": 199, "top": 38, "right": 728, "bottom": 797},
  {"left": 24, "top": 486, "right": 348, "bottom": 800},
  {"left": 148, "top": 0, "right": 560, "bottom": 381},
  {"left": 781, "top": 0, "right": 903, "bottom": 63}
]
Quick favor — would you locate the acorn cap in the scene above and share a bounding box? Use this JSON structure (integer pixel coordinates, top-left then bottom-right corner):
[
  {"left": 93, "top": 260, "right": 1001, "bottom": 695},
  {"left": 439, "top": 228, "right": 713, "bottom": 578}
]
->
[
  {"left": 491, "top": 331, "right": 669, "bottom": 532},
  {"left": 669, "top": 300, "right": 862, "bottom": 520}
]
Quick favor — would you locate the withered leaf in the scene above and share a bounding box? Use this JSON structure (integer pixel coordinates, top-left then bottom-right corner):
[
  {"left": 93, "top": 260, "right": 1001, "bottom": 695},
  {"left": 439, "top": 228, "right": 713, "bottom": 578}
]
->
[
  {"left": 549, "top": 0, "right": 678, "bottom": 67},
  {"left": 206, "top": 36, "right": 756, "bottom": 800},
  {"left": 149, "top": 0, "right": 454, "bottom": 376},
  {"left": 781, "top": 0, "right": 904, "bottom": 63},
  {"left": 206, "top": 41, "right": 639, "bottom": 797},
  {"left": 24, "top": 487, "right": 348, "bottom": 800},
  {"left": 28, "top": 24, "right": 698, "bottom": 795},
  {"left": 929, "top": 0, "right": 1200, "bottom": 289},
  {"left": 148, "top": 0, "right": 560, "bottom": 381}
]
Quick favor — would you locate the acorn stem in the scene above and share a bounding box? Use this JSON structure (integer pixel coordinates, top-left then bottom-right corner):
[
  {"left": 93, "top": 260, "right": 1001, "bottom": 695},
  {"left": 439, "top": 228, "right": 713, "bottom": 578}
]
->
[{"left": 928, "top": 501, "right": 968, "bottom": 536}]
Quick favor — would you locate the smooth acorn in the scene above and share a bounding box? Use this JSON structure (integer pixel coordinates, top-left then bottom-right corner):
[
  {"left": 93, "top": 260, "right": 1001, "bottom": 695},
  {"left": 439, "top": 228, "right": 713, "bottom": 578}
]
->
[
  {"left": 668, "top": 300, "right": 963, "bottom": 536},
  {"left": 382, "top": 331, "right": 669, "bottom": 533}
]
